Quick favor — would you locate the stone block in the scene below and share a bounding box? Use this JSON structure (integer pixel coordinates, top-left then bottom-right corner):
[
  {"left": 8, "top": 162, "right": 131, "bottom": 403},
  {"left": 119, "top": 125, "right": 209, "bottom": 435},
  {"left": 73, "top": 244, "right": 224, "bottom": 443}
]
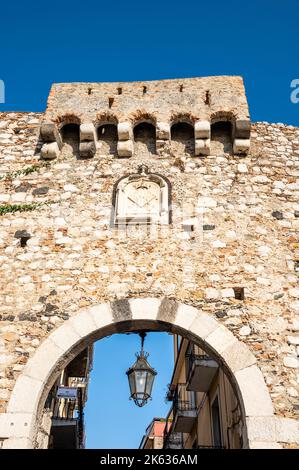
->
[
  {"left": 68, "top": 310, "right": 98, "bottom": 338},
  {"left": 234, "top": 119, "right": 251, "bottom": 139},
  {"left": 235, "top": 365, "right": 274, "bottom": 417},
  {"left": 7, "top": 375, "right": 44, "bottom": 414},
  {"left": 21, "top": 338, "right": 63, "bottom": 383},
  {"left": 221, "top": 340, "right": 256, "bottom": 373},
  {"left": 0, "top": 413, "right": 34, "bottom": 439},
  {"left": 40, "top": 142, "right": 60, "bottom": 160},
  {"left": 175, "top": 304, "right": 199, "bottom": 331},
  {"left": 40, "top": 122, "right": 62, "bottom": 148},
  {"left": 130, "top": 298, "right": 160, "bottom": 321},
  {"left": 118, "top": 122, "right": 132, "bottom": 141},
  {"left": 87, "top": 303, "right": 114, "bottom": 329},
  {"left": 195, "top": 138, "right": 210, "bottom": 156},
  {"left": 117, "top": 140, "right": 133, "bottom": 157},
  {"left": 194, "top": 120, "right": 210, "bottom": 139},
  {"left": 205, "top": 325, "right": 237, "bottom": 354},
  {"left": 79, "top": 141, "right": 96, "bottom": 158},
  {"left": 157, "top": 122, "right": 170, "bottom": 140},
  {"left": 189, "top": 312, "right": 219, "bottom": 340},
  {"left": 80, "top": 123, "right": 96, "bottom": 141},
  {"left": 275, "top": 417, "right": 299, "bottom": 444},
  {"left": 2, "top": 437, "right": 33, "bottom": 449},
  {"left": 233, "top": 138, "right": 250, "bottom": 155}
]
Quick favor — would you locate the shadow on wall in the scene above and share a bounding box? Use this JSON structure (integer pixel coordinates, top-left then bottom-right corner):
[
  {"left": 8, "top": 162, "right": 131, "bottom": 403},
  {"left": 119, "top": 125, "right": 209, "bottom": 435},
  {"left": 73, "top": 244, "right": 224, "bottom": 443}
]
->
[
  {"left": 61, "top": 124, "right": 80, "bottom": 158},
  {"left": 210, "top": 121, "right": 233, "bottom": 155},
  {"left": 133, "top": 122, "right": 156, "bottom": 155},
  {"left": 171, "top": 122, "right": 195, "bottom": 156},
  {"left": 97, "top": 124, "right": 118, "bottom": 155}
]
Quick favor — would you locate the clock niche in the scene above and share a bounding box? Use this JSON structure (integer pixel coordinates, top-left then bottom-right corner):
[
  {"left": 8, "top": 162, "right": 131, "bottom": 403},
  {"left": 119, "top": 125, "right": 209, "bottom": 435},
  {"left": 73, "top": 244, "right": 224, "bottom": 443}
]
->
[{"left": 113, "top": 165, "right": 170, "bottom": 225}]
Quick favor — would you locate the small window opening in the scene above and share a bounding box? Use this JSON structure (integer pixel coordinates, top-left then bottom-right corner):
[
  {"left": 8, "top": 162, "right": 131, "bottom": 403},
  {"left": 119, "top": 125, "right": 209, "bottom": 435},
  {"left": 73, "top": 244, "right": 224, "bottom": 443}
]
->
[
  {"left": 179, "top": 84, "right": 184, "bottom": 92},
  {"left": 60, "top": 123, "right": 80, "bottom": 156},
  {"left": 204, "top": 90, "right": 210, "bottom": 106},
  {"left": 133, "top": 122, "right": 156, "bottom": 154},
  {"left": 108, "top": 97, "right": 114, "bottom": 108},
  {"left": 233, "top": 287, "right": 245, "bottom": 300},
  {"left": 14, "top": 230, "right": 31, "bottom": 248},
  {"left": 171, "top": 122, "right": 195, "bottom": 156},
  {"left": 97, "top": 124, "right": 118, "bottom": 155},
  {"left": 210, "top": 121, "right": 233, "bottom": 154},
  {"left": 117, "top": 87, "right": 122, "bottom": 95},
  {"left": 143, "top": 86, "right": 147, "bottom": 95},
  {"left": 87, "top": 88, "right": 92, "bottom": 95}
]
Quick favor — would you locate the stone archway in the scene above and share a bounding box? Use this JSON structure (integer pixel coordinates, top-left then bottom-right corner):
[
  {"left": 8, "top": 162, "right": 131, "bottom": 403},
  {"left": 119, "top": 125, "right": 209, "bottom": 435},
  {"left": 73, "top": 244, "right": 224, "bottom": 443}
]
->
[{"left": 0, "top": 298, "right": 281, "bottom": 449}]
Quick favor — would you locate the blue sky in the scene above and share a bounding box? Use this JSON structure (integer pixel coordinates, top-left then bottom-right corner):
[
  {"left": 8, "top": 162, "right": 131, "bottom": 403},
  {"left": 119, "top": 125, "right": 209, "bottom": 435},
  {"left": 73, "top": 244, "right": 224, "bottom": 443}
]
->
[
  {"left": 0, "top": 0, "right": 298, "bottom": 125},
  {"left": 84, "top": 333, "right": 173, "bottom": 448}
]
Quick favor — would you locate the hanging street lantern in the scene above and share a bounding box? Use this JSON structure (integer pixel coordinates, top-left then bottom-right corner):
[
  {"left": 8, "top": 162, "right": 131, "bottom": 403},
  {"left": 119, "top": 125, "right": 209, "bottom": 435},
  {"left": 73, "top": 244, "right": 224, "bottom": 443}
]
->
[{"left": 126, "top": 332, "right": 157, "bottom": 407}]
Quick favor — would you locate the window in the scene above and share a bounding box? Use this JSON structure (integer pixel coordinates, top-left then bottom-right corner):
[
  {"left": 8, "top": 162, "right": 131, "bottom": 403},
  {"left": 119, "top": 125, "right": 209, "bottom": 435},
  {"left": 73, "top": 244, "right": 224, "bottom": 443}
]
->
[
  {"left": 113, "top": 165, "right": 170, "bottom": 226},
  {"left": 211, "top": 394, "right": 222, "bottom": 447}
]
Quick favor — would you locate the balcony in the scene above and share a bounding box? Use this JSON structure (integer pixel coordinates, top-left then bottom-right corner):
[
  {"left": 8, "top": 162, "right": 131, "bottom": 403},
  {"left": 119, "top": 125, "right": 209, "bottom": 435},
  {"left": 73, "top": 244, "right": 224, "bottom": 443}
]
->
[
  {"left": 46, "top": 388, "right": 85, "bottom": 449},
  {"left": 170, "top": 383, "right": 197, "bottom": 433},
  {"left": 163, "top": 412, "right": 184, "bottom": 449},
  {"left": 186, "top": 350, "right": 218, "bottom": 392}
]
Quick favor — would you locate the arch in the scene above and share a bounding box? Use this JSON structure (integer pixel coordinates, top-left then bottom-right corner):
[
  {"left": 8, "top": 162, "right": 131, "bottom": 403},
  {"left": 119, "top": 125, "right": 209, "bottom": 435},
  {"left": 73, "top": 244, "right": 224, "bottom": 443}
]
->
[
  {"left": 1, "top": 298, "right": 278, "bottom": 449},
  {"left": 170, "top": 117, "right": 195, "bottom": 156},
  {"left": 133, "top": 122, "right": 156, "bottom": 154},
  {"left": 130, "top": 112, "right": 157, "bottom": 155},
  {"left": 97, "top": 124, "right": 118, "bottom": 155},
  {"left": 58, "top": 115, "right": 81, "bottom": 158},
  {"left": 210, "top": 111, "right": 234, "bottom": 155}
]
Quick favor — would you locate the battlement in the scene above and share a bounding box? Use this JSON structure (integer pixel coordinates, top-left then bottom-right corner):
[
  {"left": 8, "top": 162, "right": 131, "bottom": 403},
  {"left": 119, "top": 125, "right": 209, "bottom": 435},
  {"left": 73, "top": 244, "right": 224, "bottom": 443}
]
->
[{"left": 40, "top": 76, "right": 251, "bottom": 160}]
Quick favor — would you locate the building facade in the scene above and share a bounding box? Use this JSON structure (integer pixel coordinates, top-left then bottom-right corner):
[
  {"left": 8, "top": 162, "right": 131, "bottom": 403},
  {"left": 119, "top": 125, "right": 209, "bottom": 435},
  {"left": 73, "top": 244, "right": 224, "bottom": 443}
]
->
[{"left": 0, "top": 76, "right": 298, "bottom": 448}]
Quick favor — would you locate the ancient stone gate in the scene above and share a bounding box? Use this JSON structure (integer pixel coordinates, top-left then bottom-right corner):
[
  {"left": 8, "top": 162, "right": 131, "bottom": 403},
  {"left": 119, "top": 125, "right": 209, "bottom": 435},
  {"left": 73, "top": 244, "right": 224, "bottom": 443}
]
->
[{"left": 0, "top": 76, "right": 298, "bottom": 448}]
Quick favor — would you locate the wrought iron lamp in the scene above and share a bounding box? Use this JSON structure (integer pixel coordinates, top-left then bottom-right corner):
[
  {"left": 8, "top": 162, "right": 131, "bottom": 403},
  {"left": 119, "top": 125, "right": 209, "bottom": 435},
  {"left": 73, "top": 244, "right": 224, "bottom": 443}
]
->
[{"left": 126, "top": 332, "right": 157, "bottom": 407}]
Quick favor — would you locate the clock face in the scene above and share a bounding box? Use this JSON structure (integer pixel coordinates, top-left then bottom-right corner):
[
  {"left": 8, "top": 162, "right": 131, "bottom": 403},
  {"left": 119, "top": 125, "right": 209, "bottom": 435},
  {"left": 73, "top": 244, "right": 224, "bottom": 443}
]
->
[{"left": 124, "top": 180, "right": 160, "bottom": 217}]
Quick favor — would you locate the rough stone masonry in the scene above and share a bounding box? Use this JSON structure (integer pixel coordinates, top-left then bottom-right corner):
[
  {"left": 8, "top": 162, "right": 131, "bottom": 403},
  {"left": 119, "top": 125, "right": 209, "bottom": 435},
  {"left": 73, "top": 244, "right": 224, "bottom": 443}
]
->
[{"left": 0, "top": 76, "right": 298, "bottom": 447}]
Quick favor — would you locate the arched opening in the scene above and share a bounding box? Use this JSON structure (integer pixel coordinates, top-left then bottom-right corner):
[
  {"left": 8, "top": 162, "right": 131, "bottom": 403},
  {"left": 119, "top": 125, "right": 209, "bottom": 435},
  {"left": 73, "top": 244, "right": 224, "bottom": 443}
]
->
[
  {"left": 210, "top": 121, "right": 233, "bottom": 155},
  {"left": 60, "top": 123, "right": 80, "bottom": 157},
  {"left": 133, "top": 122, "right": 156, "bottom": 155},
  {"left": 44, "top": 329, "right": 242, "bottom": 450},
  {"left": 97, "top": 124, "right": 118, "bottom": 155},
  {"left": 171, "top": 122, "right": 195, "bottom": 156},
  {"left": 2, "top": 298, "right": 276, "bottom": 449}
]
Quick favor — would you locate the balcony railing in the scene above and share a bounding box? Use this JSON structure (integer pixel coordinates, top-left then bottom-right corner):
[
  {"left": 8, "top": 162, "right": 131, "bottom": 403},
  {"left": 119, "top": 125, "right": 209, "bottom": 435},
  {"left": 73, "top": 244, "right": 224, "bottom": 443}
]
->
[
  {"left": 173, "top": 383, "right": 197, "bottom": 412},
  {"left": 166, "top": 383, "right": 197, "bottom": 434},
  {"left": 163, "top": 411, "right": 184, "bottom": 450},
  {"left": 46, "top": 387, "right": 85, "bottom": 448},
  {"left": 186, "top": 347, "right": 219, "bottom": 392}
]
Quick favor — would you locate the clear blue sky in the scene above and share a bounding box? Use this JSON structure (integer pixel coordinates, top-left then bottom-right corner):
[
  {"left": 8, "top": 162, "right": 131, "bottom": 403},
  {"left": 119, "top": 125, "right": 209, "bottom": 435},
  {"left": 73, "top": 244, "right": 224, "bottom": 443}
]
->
[
  {"left": 84, "top": 333, "right": 173, "bottom": 448},
  {"left": 0, "top": 0, "right": 298, "bottom": 125}
]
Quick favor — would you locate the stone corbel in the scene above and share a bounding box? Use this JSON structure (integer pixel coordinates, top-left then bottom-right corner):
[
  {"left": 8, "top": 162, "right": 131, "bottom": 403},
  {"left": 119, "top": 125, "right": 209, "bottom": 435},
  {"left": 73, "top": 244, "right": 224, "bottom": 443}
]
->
[
  {"left": 194, "top": 120, "right": 210, "bottom": 156},
  {"left": 40, "top": 122, "right": 62, "bottom": 148},
  {"left": 79, "top": 123, "right": 96, "bottom": 158},
  {"left": 233, "top": 119, "right": 251, "bottom": 155},
  {"left": 117, "top": 122, "right": 133, "bottom": 157},
  {"left": 40, "top": 122, "right": 62, "bottom": 160},
  {"left": 233, "top": 138, "right": 250, "bottom": 155},
  {"left": 40, "top": 142, "right": 60, "bottom": 160}
]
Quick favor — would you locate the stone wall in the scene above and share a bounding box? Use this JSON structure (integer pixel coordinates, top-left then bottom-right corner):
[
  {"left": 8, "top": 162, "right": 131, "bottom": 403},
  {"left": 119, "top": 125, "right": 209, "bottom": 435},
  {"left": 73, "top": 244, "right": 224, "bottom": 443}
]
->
[{"left": 0, "top": 81, "right": 298, "bottom": 446}]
